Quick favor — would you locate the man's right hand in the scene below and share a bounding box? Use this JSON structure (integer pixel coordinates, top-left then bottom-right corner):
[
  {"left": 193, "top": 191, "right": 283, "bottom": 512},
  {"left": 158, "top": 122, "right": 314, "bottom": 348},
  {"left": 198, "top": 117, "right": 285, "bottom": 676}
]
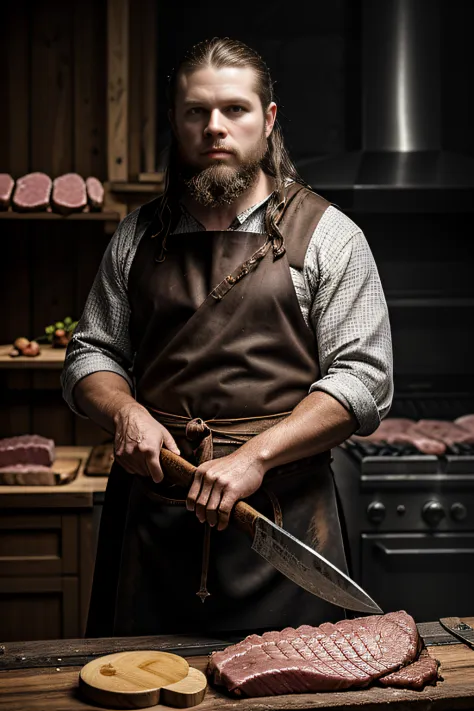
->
[{"left": 113, "top": 403, "right": 180, "bottom": 483}]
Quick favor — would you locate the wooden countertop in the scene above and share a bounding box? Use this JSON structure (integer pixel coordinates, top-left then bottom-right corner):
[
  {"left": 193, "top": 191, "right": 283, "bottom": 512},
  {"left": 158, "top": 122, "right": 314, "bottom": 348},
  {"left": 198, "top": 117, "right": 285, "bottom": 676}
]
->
[
  {"left": 0, "top": 619, "right": 473, "bottom": 710},
  {"left": 0, "top": 447, "right": 108, "bottom": 508},
  {"left": 0, "top": 343, "right": 65, "bottom": 369}
]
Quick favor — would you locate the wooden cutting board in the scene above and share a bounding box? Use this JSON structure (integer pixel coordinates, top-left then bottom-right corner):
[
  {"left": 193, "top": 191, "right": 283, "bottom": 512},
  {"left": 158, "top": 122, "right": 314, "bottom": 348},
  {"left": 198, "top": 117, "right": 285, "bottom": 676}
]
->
[
  {"left": 84, "top": 442, "right": 114, "bottom": 476},
  {"left": 79, "top": 650, "right": 208, "bottom": 709},
  {"left": 0, "top": 457, "right": 81, "bottom": 486}
]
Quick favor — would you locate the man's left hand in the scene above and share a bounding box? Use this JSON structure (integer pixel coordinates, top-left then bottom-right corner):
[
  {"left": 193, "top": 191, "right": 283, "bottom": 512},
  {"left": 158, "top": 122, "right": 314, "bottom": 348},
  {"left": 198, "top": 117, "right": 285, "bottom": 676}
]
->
[{"left": 186, "top": 450, "right": 266, "bottom": 531}]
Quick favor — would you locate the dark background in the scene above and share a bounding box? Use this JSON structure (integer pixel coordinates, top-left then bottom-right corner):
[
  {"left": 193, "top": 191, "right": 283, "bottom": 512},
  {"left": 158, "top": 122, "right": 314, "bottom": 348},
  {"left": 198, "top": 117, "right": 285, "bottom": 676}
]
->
[
  {"left": 155, "top": 0, "right": 474, "bottom": 162},
  {"left": 0, "top": 0, "right": 473, "bottom": 433}
]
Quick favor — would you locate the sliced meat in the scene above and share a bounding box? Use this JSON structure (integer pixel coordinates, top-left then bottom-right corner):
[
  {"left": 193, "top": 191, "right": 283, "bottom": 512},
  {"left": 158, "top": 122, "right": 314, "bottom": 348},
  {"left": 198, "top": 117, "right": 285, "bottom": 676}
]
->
[
  {"left": 12, "top": 172, "right": 52, "bottom": 211},
  {"left": 454, "top": 414, "right": 474, "bottom": 436},
  {"left": 0, "top": 435, "right": 55, "bottom": 468},
  {"left": 51, "top": 173, "right": 87, "bottom": 215},
  {"left": 352, "top": 418, "right": 446, "bottom": 455},
  {"left": 352, "top": 419, "right": 415, "bottom": 444},
  {"left": 0, "top": 173, "right": 15, "bottom": 209},
  {"left": 378, "top": 648, "right": 440, "bottom": 689},
  {"left": 209, "top": 611, "right": 423, "bottom": 697},
  {"left": 383, "top": 430, "right": 446, "bottom": 456},
  {"left": 85, "top": 176, "right": 104, "bottom": 210},
  {"left": 411, "top": 419, "right": 474, "bottom": 446}
]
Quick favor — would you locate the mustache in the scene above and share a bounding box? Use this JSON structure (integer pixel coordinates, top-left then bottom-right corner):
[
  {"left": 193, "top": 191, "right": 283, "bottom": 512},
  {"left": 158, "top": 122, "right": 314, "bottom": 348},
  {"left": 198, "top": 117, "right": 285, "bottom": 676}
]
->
[{"left": 207, "top": 142, "right": 236, "bottom": 154}]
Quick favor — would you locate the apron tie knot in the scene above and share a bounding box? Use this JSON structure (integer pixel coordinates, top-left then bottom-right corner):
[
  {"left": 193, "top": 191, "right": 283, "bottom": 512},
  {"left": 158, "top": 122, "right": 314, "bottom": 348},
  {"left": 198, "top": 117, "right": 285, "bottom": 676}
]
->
[{"left": 185, "top": 418, "right": 214, "bottom": 464}]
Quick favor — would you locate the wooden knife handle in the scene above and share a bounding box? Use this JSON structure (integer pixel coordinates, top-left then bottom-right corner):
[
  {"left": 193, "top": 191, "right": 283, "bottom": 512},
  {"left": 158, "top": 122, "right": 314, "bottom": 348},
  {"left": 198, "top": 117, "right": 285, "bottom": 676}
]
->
[
  {"left": 160, "top": 448, "right": 195, "bottom": 488},
  {"left": 160, "top": 449, "right": 260, "bottom": 537}
]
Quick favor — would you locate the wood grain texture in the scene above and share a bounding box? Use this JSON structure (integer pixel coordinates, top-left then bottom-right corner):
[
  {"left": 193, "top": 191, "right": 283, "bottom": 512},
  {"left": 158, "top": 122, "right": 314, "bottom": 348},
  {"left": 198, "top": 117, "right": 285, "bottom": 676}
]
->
[
  {"left": 0, "top": 458, "right": 80, "bottom": 486},
  {"left": 0, "top": 345, "right": 65, "bottom": 370},
  {"left": 4, "top": 1, "right": 30, "bottom": 177},
  {"left": 31, "top": 0, "right": 73, "bottom": 176},
  {"left": 1, "top": 627, "right": 474, "bottom": 710},
  {"left": 160, "top": 667, "right": 208, "bottom": 708},
  {"left": 107, "top": 0, "right": 129, "bottom": 180},
  {"left": 73, "top": 0, "right": 107, "bottom": 179},
  {"left": 128, "top": 0, "right": 157, "bottom": 179},
  {"left": 0, "top": 212, "right": 120, "bottom": 222},
  {"left": 140, "top": 0, "right": 157, "bottom": 174},
  {"left": 0, "top": 446, "right": 108, "bottom": 508},
  {"left": 79, "top": 651, "right": 189, "bottom": 708}
]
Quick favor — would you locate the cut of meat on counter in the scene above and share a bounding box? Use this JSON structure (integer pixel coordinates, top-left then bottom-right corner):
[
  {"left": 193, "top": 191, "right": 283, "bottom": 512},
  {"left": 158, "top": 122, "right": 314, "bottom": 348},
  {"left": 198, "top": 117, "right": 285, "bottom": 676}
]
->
[
  {"left": 0, "top": 434, "right": 55, "bottom": 468},
  {"left": 410, "top": 419, "right": 474, "bottom": 446},
  {"left": 208, "top": 611, "right": 440, "bottom": 698},
  {"left": 12, "top": 172, "right": 52, "bottom": 211},
  {"left": 378, "top": 648, "right": 440, "bottom": 690},
  {"left": 51, "top": 173, "right": 87, "bottom": 215},
  {"left": 6, "top": 173, "right": 105, "bottom": 213},
  {"left": 354, "top": 419, "right": 415, "bottom": 442},
  {"left": 352, "top": 419, "right": 446, "bottom": 455},
  {"left": 455, "top": 414, "right": 474, "bottom": 435},
  {"left": 0, "top": 173, "right": 14, "bottom": 209},
  {"left": 86, "top": 176, "right": 105, "bottom": 210}
]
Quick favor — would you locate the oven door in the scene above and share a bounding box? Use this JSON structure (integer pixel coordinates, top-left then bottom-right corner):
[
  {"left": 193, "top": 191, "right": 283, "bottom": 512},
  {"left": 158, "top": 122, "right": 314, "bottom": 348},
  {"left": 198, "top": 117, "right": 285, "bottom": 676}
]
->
[{"left": 361, "top": 532, "right": 474, "bottom": 621}]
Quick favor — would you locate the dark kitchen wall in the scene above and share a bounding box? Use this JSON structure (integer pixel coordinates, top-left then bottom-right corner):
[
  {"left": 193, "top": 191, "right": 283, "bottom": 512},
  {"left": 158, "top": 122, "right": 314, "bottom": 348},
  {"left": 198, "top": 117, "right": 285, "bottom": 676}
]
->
[
  {"left": 156, "top": 0, "right": 474, "bottom": 161},
  {"left": 156, "top": 0, "right": 348, "bottom": 163}
]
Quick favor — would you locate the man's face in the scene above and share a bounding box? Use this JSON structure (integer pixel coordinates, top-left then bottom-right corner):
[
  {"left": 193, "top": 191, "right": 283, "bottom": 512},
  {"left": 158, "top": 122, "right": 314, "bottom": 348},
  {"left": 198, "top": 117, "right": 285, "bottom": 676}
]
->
[{"left": 171, "top": 65, "right": 276, "bottom": 205}]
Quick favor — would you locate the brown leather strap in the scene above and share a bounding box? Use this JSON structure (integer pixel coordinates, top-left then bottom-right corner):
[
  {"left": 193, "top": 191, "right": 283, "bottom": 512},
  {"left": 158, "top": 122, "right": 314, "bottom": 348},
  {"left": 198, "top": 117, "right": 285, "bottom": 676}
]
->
[{"left": 278, "top": 185, "right": 331, "bottom": 270}]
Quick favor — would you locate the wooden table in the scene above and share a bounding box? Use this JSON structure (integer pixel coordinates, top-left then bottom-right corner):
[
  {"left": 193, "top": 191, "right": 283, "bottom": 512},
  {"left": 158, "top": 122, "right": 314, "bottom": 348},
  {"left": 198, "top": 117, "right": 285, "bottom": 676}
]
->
[{"left": 0, "top": 619, "right": 473, "bottom": 710}]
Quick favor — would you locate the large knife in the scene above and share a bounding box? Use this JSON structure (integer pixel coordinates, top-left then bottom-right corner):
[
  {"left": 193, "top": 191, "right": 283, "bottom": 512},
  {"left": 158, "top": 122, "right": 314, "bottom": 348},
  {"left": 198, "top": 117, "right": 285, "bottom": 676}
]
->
[
  {"left": 439, "top": 617, "right": 474, "bottom": 649},
  {"left": 160, "top": 449, "right": 383, "bottom": 615}
]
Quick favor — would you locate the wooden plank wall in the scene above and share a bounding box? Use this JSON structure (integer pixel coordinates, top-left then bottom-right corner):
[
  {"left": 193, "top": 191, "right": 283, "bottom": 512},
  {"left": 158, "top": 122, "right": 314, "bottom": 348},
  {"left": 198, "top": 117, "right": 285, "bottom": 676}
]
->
[{"left": 0, "top": 0, "right": 111, "bottom": 446}]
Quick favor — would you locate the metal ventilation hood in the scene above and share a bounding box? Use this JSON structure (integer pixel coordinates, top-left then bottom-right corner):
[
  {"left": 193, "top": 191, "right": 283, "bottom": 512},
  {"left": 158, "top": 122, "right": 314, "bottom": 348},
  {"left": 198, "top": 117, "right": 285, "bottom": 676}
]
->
[{"left": 297, "top": 0, "right": 474, "bottom": 212}]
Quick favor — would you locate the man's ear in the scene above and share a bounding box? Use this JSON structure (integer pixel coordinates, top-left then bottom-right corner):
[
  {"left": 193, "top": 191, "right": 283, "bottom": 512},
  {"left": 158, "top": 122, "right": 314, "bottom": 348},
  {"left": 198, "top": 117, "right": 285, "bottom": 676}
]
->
[{"left": 265, "top": 102, "right": 277, "bottom": 138}]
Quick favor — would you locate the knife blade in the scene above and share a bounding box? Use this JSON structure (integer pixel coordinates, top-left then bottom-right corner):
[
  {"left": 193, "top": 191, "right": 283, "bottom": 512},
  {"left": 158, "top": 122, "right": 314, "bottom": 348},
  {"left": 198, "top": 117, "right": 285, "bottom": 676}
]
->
[
  {"left": 159, "top": 449, "right": 383, "bottom": 615},
  {"left": 439, "top": 617, "right": 474, "bottom": 649}
]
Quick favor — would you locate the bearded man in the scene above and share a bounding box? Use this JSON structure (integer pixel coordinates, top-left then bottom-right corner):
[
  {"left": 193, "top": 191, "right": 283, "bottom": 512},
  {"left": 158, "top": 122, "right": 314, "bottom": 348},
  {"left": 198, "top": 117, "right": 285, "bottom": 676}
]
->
[{"left": 61, "top": 38, "right": 393, "bottom": 638}]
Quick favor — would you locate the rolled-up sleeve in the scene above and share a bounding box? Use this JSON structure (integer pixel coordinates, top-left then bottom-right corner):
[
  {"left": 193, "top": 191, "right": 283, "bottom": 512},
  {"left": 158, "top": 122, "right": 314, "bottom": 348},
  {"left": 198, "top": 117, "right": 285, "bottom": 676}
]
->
[
  {"left": 306, "top": 207, "right": 393, "bottom": 435},
  {"left": 60, "top": 211, "right": 139, "bottom": 416}
]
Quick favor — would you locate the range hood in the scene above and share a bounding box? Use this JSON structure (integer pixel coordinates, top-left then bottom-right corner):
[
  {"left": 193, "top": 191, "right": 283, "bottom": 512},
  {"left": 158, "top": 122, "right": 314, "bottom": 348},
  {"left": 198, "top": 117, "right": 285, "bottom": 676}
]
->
[{"left": 297, "top": 0, "right": 474, "bottom": 212}]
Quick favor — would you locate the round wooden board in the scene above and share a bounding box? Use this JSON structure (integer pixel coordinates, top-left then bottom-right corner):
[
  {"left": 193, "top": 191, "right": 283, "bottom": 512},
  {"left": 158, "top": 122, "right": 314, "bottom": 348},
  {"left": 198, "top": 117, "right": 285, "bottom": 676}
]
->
[
  {"left": 161, "top": 667, "right": 208, "bottom": 708},
  {"left": 79, "top": 650, "right": 192, "bottom": 709}
]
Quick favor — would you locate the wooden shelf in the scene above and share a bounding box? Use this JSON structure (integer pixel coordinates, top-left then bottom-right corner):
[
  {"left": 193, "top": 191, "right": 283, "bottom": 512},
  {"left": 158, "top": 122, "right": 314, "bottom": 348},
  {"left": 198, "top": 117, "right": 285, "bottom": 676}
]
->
[
  {"left": 109, "top": 181, "right": 164, "bottom": 194},
  {"left": 0, "top": 210, "right": 120, "bottom": 222},
  {"left": 0, "top": 344, "right": 65, "bottom": 369}
]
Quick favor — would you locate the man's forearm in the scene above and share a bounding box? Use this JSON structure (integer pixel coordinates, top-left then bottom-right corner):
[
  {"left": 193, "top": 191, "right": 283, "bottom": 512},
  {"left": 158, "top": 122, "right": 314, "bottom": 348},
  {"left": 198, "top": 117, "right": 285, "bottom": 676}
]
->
[
  {"left": 242, "top": 390, "right": 358, "bottom": 471},
  {"left": 74, "top": 372, "right": 143, "bottom": 435}
]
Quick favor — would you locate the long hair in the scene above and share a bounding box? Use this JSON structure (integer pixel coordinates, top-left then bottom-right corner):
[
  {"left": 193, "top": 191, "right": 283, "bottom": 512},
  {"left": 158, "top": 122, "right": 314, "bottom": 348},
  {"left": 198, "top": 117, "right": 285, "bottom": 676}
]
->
[{"left": 156, "top": 38, "right": 309, "bottom": 254}]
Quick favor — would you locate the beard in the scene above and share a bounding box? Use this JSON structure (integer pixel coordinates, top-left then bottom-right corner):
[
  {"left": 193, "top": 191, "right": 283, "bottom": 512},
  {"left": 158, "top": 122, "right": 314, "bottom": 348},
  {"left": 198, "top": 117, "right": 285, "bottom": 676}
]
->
[{"left": 179, "top": 133, "right": 268, "bottom": 208}]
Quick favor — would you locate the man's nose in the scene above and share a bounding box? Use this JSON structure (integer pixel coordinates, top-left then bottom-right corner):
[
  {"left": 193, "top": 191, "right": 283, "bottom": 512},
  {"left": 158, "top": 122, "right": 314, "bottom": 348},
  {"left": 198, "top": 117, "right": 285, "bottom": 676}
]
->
[{"left": 204, "top": 109, "right": 228, "bottom": 138}]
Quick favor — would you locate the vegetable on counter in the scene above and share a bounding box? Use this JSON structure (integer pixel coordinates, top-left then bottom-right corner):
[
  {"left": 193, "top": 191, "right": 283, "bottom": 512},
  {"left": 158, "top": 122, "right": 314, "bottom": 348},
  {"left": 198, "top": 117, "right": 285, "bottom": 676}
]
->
[{"left": 9, "top": 316, "right": 78, "bottom": 357}]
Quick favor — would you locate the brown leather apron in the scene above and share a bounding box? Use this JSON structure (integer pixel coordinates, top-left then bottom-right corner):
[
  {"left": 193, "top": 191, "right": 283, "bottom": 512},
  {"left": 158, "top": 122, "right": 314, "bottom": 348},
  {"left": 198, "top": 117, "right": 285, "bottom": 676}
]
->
[{"left": 86, "top": 185, "right": 349, "bottom": 637}]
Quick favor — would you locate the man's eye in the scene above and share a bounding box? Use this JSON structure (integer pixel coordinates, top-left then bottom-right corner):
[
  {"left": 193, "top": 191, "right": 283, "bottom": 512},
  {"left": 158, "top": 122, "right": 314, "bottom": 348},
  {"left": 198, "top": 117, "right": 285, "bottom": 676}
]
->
[
  {"left": 228, "top": 106, "right": 244, "bottom": 113},
  {"left": 188, "top": 107, "right": 203, "bottom": 115}
]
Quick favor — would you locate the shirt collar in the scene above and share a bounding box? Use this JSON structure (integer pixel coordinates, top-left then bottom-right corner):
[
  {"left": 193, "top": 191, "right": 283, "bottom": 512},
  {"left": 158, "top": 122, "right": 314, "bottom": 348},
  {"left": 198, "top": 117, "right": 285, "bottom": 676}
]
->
[{"left": 179, "top": 192, "right": 273, "bottom": 231}]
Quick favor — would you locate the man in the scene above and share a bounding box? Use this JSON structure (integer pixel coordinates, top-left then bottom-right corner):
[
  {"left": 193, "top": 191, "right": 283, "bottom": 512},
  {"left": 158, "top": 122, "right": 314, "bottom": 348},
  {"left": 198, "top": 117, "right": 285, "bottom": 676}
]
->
[{"left": 62, "top": 38, "right": 393, "bottom": 638}]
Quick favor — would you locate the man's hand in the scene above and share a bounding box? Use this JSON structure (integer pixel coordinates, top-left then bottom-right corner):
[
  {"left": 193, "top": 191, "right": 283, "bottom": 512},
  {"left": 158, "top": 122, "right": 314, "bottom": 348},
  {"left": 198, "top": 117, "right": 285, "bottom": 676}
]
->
[
  {"left": 113, "top": 403, "right": 180, "bottom": 483},
  {"left": 186, "top": 450, "right": 266, "bottom": 531}
]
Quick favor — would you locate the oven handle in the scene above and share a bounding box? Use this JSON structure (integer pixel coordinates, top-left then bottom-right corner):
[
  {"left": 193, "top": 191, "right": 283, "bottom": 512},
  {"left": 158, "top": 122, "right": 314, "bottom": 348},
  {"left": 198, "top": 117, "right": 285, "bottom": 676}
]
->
[{"left": 375, "top": 543, "right": 474, "bottom": 555}]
